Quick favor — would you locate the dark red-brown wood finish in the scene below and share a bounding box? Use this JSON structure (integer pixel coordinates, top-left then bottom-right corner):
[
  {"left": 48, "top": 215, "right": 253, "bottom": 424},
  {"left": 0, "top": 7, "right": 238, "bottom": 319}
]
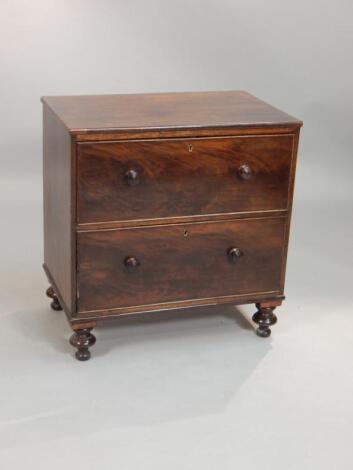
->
[
  {"left": 42, "top": 90, "right": 302, "bottom": 360},
  {"left": 41, "top": 90, "right": 301, "bottom": 136},
  {"left": 43, "top": 105, "right": 76, "bottom": 314},
  {"left": 77, "top": 217, "right": 286, "bottom": 314},
  {"left": 77, "top": 135, "right": 293, "bottom": 224}
]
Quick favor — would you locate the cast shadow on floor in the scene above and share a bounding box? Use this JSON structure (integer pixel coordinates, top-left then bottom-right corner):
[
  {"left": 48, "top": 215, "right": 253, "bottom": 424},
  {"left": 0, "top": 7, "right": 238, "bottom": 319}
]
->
[{"left": 2, "top": 302, "right": 272, "bottom": 448}]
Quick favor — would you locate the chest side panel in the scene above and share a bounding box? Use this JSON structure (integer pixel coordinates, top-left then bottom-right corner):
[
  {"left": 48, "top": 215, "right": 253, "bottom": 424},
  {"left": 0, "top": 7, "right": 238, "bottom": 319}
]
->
[{"left": 43, "top": 105, "right": 75, "bottom": 313}]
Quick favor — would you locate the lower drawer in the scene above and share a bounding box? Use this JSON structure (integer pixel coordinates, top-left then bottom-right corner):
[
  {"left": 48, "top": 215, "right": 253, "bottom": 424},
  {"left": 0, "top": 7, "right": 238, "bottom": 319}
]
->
[{"left": 77, "top": 217, "right": 286, "bottom": 313}]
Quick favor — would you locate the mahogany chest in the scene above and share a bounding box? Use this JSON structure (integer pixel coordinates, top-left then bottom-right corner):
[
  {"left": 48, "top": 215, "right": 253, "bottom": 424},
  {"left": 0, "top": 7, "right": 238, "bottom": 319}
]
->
[{"left": 42, "top": 91, "right": 302, "bottom": 360}]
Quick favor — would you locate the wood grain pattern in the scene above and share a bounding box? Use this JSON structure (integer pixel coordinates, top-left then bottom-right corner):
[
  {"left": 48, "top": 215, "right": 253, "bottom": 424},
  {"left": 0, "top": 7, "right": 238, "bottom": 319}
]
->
[
  {"left": 74, "top": 126, "right": 299, "bottom": 142},
  {"left": 77, "top": 135, "right": 293, "bottom": 224},
  {"left": 43, "top": 104, "right": 75, "bottom": 313},
  {"left": 41, "top": 91, "right": 302, "bottom": 136},
  {"left": 278, "top": 127, "right": 301, "bottom": 291},
  {"left": 77, "top": 217, "right": 286, "bottom": 313},
  {"left": 42, "top": 91, "right": 302, "bottom": 355}
]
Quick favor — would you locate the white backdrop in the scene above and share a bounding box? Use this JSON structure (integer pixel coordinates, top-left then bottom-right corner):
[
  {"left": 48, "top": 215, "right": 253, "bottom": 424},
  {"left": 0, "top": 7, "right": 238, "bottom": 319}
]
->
[
  {"left": 1, "top": 0, "right": 352, "bottom": 179},
  {"left": 0, "top": 2, "right": 352, "bottom": 469}
]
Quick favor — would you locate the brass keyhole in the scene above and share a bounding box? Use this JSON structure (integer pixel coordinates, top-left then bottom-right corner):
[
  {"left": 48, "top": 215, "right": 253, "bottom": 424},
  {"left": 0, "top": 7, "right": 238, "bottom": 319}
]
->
[
  {"left": 183, "top": 229, "right": 189, "bottom": 237},
  {"left": 188, "top": 144, "right": 193, "bottom": 152}
]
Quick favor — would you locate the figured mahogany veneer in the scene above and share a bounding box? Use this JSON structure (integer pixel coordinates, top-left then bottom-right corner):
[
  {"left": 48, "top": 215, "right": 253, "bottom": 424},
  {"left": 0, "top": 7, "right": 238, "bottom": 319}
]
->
[
  {"left": 77, "top": 135, "right": 293, "bottom": 224},
  {"left": 42, "top": 90, "right": 302, "bottom": 360},
  {"left": 77, "top": 217, "right": 286, "bottom": 313}
]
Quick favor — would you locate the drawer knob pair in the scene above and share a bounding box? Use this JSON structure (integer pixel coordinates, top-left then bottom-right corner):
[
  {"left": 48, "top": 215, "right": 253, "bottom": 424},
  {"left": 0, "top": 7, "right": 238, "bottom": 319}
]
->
[
  {"left": 125, "top": 249, "right": 243, "bottom": 269},
  {"left": 125, "top": 166, "right": 251, "bottom": 185},
  {"left": 238, "top": 164, "right": 252, "bottom": 180}
]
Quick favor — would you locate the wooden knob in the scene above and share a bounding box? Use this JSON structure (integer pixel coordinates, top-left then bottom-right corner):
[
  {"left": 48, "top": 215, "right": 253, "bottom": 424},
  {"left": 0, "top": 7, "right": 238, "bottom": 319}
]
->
[
  {"left": 238, "top": 164, "right": 252, "bottom": 180},
  {"left": 125, "top": 169, "right": 139, "bottom": 186},
  {"left": 227, "top": 247, "right": 243, "bottom": 263},
  {"left": 124, "top": 256, "right": 140, "bottom": 269}
]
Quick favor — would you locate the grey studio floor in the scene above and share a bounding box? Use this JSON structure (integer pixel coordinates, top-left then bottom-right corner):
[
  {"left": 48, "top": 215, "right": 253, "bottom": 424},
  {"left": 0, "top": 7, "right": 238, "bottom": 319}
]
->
[{"left": 1, "top": 160, "right": 353, "bottom": 469}]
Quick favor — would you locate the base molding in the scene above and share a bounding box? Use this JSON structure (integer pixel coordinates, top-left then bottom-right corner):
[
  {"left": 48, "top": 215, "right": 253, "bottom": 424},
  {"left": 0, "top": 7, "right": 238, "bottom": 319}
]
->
[{"left": 73, "top": 294, "right": 285, "bottom": 324}]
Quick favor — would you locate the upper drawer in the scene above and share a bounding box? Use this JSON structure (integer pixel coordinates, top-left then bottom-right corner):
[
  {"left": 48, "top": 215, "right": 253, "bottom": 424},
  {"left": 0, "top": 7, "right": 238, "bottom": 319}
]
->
[{"left": 77, "top": 135, "right": 293, "bottom": 224}]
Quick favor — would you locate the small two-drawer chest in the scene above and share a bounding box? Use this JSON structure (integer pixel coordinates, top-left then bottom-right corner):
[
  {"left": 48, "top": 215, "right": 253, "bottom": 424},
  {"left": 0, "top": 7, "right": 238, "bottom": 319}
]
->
[{"left": 42, "top": 91, "right": 302, "bottom": 360}]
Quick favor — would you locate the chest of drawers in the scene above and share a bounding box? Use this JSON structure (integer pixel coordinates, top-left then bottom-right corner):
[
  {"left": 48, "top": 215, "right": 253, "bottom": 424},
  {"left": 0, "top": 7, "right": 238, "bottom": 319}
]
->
[{"left": 42, "top": 91, "right": 302, "bottom": 360}]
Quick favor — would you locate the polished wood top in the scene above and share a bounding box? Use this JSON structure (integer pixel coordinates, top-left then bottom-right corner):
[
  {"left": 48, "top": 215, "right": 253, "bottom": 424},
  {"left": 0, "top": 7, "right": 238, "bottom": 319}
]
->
[{"left": 41, "top": 91, "right": 302, "bottom": 135}]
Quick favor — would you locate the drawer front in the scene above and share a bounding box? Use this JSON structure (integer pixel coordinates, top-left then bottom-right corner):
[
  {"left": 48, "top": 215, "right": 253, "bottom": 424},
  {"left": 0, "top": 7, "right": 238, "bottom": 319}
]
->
[
  {"left": 77, "top": 217, "right": 285, "bottom": 313},
  {"left": 77, "top": 135, "right": 293, "bottom": 224}
]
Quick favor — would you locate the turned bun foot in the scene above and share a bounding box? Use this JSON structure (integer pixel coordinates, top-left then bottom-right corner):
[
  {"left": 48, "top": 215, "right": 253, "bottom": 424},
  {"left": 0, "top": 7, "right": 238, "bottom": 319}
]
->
[
  {"left": 252, "top": 303, "right": 278, "bottom": 337},
  {"left": 70, "top": 329, "right": 96, "bottom": 361},
  {"left": 46, "top": 286, "right": 63, "bottom": 311}
]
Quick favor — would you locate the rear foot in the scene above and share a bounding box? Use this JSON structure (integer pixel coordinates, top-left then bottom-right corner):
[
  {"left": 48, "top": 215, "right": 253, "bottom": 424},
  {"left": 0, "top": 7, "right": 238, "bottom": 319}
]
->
[{"left": 46, "top": 286, "right": 63, "bottom": 311}]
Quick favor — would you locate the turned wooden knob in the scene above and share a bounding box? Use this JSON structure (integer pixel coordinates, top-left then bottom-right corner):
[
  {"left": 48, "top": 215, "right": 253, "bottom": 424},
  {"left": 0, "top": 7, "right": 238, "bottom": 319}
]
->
[
  {"left": 124, "top": 256, "right": 140, "bottom": 269},
  {"left": 125, "top": 169, "right": 139, "bottom": 186},
  {"left": 238, "top": 164, "right": 252, "bottom": 180},
  {"left": 227, "top": 247, "right": 243, "bottom": 263}
]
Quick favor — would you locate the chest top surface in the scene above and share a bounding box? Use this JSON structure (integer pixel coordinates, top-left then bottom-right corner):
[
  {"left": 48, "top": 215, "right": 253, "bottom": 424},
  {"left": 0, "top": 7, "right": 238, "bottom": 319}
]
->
[{"left": 41, "top": 90, "right": 302, "bottom": 135}]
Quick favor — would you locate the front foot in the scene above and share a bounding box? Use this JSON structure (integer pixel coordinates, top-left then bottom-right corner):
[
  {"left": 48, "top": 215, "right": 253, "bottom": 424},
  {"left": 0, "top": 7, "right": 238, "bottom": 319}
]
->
[
  {"left": 252, "top": 303, "right": 278, "bottom": 337},
  {"left": 46, "top": 286, "right": 63, "bottom": 311},
  {"left": 70, "top": 328, "right": 96, "bottom": 361}
]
